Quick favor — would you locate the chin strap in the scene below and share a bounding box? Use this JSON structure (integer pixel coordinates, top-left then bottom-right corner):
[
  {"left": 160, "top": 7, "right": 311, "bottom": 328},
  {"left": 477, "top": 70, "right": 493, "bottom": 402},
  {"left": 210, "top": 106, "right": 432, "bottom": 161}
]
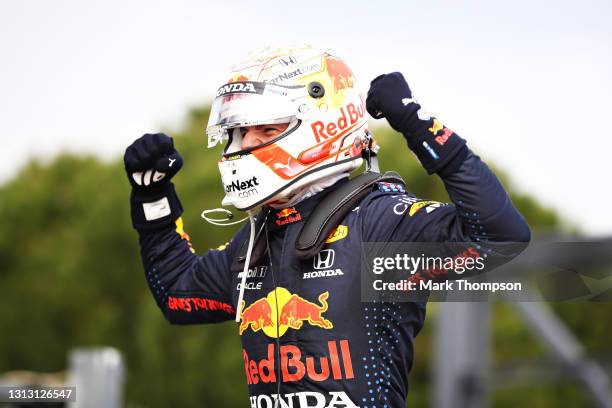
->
[{"left": 235, "top": 211, "right": 257, "bottom": 322}]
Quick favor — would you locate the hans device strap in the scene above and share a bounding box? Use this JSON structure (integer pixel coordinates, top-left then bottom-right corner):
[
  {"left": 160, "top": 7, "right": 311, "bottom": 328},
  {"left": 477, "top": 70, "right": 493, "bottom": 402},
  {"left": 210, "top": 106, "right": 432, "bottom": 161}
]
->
[
  {"left": 294, "top": 171, "right": 404, "bottom": 260},
  {"left": 231, "top": 171, "right": 405, "bottom": 270}
]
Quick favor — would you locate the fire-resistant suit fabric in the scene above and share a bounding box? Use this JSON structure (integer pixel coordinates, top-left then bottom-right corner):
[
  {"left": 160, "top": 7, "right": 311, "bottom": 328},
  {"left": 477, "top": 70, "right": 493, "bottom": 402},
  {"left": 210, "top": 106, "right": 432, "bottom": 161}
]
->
[{"left": 134, "top": 147, "right": 530, "bottom": 408}]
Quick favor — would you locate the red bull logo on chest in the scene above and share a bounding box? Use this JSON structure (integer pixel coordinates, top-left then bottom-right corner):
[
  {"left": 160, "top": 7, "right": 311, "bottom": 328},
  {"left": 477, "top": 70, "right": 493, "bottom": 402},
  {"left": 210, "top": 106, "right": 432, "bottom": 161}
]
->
[
  {"left": 239, "top": 287, "right": 333, "bottom": 338},
  {"left": 275, "top": 207, "right": 302, "bottom": 226}
]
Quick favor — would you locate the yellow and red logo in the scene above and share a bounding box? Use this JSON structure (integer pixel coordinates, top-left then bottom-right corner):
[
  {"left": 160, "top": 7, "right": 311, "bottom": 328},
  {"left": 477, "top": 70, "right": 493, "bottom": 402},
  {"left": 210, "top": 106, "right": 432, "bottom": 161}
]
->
[
  {"left": 408, "top": 200, "right": 443, "bottom": 216},
  {"left": 427, "top": 118, "right": 455, "bottom": 146},
  {"left": 324, "top": 55, "right": 355, "bottom": 92},
  {"left": 174, "top": 218, "right": 195, "bottom": 253},
  {"left": 239, "top": 288, "right": 333, "bottom": 338},
  {"left": 428, "top": 118, "right": 444, "bottom": 135},
  {"left": 227, "top": 74, "right": 249, "bottom": 83},
  {"left": 325, "top": 225, "right": 348, "bottom": 243},
  {"left": 275, "top": 207, "right": 302, "bottom": 226}
]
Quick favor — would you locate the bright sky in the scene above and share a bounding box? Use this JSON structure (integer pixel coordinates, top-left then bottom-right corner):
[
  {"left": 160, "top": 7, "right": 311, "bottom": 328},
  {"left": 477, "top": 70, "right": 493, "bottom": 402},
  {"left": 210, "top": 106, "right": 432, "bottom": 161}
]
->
[{"left": 1, "top": 0, "right": 610, "bottom": 235}]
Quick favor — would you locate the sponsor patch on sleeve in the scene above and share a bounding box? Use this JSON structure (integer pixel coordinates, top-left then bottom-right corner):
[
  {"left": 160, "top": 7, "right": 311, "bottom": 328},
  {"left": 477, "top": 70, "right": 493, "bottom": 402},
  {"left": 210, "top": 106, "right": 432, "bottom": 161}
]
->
[
  {"left": 408, "top": 200, "right": 444, "bottom": 216},
  {"left": 376, "top": 182, "right": 405, "bottom": 194},
  {"left": 175, "top": 217, "right": 195, "bottom": 253}
]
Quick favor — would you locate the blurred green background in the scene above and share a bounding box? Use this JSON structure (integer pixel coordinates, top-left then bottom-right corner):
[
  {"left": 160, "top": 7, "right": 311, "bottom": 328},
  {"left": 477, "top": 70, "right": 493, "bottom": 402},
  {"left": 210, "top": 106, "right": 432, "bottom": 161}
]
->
[{"left": 0, "top": 106, "right": 610, "bottom": 407}]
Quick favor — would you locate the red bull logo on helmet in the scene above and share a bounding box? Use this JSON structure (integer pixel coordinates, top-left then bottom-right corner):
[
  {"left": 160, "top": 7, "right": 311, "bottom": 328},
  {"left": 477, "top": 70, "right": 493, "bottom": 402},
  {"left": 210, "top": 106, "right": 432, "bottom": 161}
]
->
[
  {"left": 325, "top": 55, "right": 355, "bottom": 92},
  {"left": 311, "top": 96, "right": 367, "bottom": 143},
  {"left": 239, "top": 287, "right": 333, "bottom": 338},
  {"left": 227, "top": 74, "right": 250, "bottom": 83}
]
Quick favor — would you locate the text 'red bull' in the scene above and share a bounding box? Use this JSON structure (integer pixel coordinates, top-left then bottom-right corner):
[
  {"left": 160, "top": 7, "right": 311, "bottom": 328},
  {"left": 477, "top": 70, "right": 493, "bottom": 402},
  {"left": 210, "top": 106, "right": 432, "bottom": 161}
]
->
[
  {"left": 311, "top": 97, "right": 366, "bottom": 143},
  {"left": 435, "top": 128, "right": 454, "bottom": 146},
  {"left": 243, "top": 340, "right": 354, "bottom": 384}
]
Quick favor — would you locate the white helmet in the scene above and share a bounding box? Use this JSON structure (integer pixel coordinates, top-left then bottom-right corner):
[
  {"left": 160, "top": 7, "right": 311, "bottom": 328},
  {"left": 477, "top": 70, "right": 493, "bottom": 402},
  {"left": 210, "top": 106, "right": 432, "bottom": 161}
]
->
[{"left": 206, "top": 45, "right": 370, "bottom": 211}]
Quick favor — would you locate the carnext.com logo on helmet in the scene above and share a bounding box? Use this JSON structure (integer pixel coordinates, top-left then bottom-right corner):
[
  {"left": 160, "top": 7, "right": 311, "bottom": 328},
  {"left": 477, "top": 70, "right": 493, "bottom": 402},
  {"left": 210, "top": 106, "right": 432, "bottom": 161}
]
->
[
  {"left": 239, "top": 287, "right": 333, "bottom": 338},
  {"left": 225, "top": 176, "right": 259, "bottom": 193}
]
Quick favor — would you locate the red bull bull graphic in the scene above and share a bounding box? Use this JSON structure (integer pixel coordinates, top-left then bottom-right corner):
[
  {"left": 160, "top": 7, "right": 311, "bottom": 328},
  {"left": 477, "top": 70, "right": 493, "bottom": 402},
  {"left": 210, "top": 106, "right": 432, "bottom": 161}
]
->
[
  {"left": 279, "top": 292, "right": 333, "bottom": 330},
  {"left": 275, "top": 207, "right": 302, "bottom": 226},
  {"left": 228, "top": 74, "right": 249, "bottom": 83},
  {"left": 277, "top": 207, "right": 298, "bottom": 218},
  {"left": 239, "top": 298, "right": 274, "bottom": 335},
  {"left": 243, "top": 339, "right": 354, "bottom": 384},
  {"left": 239, "top": 288, "right": 333, "bottom": 338},
  {"left": 325, "top": 56, "right": 355, "bottom": 92}
]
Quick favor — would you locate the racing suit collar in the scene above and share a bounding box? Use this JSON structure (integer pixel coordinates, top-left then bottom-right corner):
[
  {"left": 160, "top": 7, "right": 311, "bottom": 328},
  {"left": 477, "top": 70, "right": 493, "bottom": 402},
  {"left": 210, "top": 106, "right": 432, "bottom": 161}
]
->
[{"left": 266, "top": 176, "right": 350, "bottom": 231}]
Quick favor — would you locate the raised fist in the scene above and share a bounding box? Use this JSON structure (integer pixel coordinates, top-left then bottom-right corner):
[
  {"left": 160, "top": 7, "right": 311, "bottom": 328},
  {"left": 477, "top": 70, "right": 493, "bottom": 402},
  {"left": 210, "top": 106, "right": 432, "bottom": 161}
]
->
[
  {"left": 366, "top": 72, "right": 467, "bottom": 175},
  {"left": 124, "top": 133, "right": 183, "bottom": 192},
  {"left": 366, "top": 72, "right": 417, "bottom": 132}
]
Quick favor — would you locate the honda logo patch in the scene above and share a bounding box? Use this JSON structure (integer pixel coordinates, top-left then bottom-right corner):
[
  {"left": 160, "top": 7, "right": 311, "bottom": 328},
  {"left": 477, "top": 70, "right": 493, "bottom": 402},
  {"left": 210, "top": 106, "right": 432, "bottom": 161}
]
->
[{"left": 313, "top": 249, "right": 335, "bottom": 270}]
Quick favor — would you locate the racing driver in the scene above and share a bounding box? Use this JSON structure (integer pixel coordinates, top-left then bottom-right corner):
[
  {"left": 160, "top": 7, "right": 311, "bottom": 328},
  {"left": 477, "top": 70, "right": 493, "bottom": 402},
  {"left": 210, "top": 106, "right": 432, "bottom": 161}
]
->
[{"left": 124, "top": 45, "right": 530, "bottom": 407}]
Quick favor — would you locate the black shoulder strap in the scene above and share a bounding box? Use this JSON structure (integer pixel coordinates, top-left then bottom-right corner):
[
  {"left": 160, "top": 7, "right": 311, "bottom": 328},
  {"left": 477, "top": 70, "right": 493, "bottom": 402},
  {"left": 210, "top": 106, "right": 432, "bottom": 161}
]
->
[{"left": 294, "top": 171, "right": 405, "bottom": 260}]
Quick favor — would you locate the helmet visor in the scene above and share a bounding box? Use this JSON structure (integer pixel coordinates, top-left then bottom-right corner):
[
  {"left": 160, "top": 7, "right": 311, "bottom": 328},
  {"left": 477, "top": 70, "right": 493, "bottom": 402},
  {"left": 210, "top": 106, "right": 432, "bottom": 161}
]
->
[{"left": 206, "top": 81, "right": 307, "bottom": 148}]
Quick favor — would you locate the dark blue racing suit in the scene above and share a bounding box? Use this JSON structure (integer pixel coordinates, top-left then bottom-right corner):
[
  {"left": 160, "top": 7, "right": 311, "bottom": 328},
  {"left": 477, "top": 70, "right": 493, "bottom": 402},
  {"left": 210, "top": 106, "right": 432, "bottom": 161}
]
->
[{"left": 134, "top": 144, "right": 530, "bottom": 407}]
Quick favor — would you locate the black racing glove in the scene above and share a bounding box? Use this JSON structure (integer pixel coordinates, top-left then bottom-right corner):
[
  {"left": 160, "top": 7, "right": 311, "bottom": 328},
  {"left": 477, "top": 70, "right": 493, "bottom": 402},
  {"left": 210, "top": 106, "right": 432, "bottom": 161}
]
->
[
  {"left": 124, "top": 133, "right": 184, "bottom": 230},
  {"left": 366, "top": 72, "right": 467, "bottom": 175}
]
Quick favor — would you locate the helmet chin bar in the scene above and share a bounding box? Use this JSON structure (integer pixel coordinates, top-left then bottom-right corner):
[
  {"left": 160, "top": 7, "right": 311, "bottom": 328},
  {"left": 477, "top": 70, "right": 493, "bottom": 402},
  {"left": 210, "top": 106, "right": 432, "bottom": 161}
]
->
[{"left": 221, "top": 155, "right": 363, "bottom": 212}]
